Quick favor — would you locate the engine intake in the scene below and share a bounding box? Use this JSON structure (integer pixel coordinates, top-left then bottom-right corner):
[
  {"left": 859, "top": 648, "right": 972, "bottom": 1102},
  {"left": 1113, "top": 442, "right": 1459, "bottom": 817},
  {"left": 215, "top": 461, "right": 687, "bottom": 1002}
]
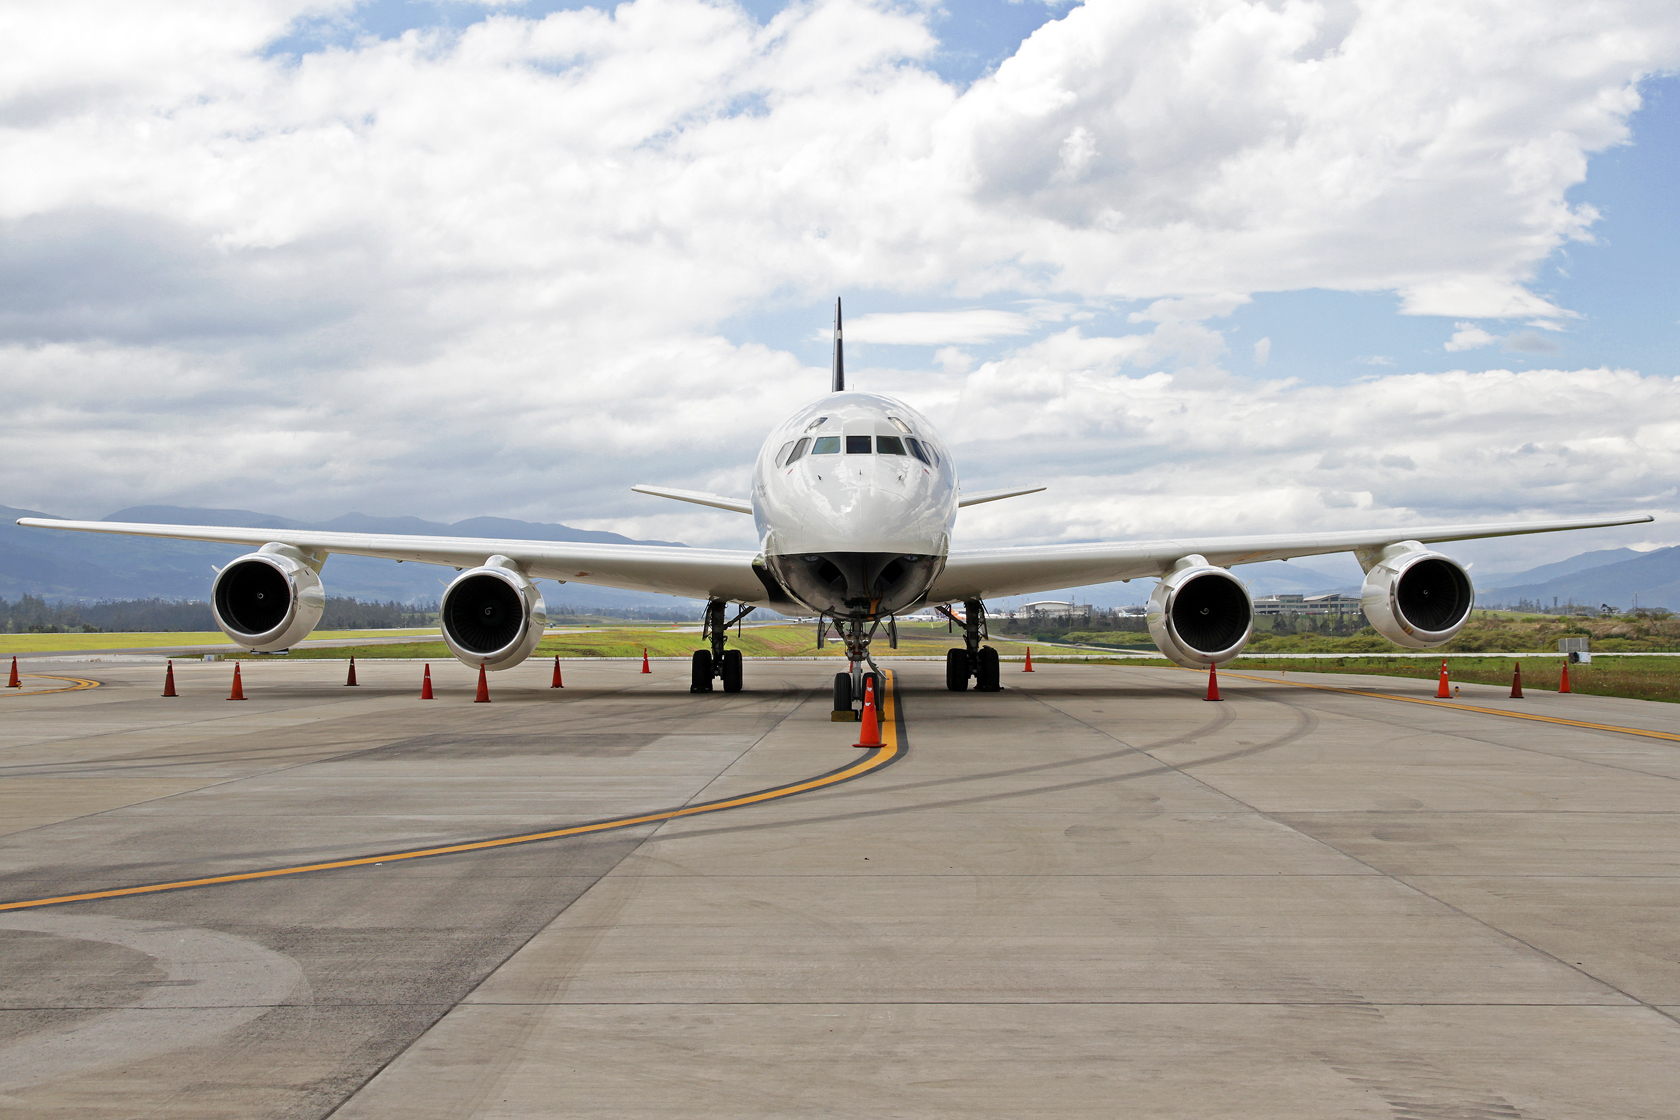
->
[
  {"left": 210, "top": 544, "right": 326, "bottom": 652},
  {"left": 1147, "top": 556, "right": 1254, "bottom": 668},
  {"left": 1359, "top": 541, "right": 1473, "bottom": 648},
  {"left": 441, "top": 555, "right": 547, "bottom": 670}
]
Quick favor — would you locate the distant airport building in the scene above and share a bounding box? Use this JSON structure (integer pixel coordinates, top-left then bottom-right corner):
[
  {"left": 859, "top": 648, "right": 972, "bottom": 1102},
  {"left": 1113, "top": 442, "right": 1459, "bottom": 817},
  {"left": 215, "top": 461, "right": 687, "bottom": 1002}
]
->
[{"left": 1251, "top": 593, "right": 1363, "bottom": 617}]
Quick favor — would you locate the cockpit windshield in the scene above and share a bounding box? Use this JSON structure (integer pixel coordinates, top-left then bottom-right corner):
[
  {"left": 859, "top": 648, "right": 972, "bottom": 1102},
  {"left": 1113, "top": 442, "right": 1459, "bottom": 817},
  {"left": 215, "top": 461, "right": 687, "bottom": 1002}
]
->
[
  {"left": 812, "top": 436, "right": 840, "bottom": 454},
  {"left": 876, "top": 436, "right": 906, "bottom": 455},
  {"left": 845, "top": 436, "right": 872, "bottom": 454}
]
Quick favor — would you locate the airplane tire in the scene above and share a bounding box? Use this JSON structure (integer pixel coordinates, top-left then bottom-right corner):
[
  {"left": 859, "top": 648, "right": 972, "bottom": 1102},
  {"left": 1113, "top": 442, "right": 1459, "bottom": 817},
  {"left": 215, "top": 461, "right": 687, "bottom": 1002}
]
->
[
  {"left": 721, "top": 649, "right": 744, "bottom": 693},
  {"left": 945, "top": 648, "right": 969, "bottom": 692},
  {"left": 975, "top": 646, "right": 1001, "bottom": 692},
  {"left": 690, "top": 650, "right": 714, "bottom": 692},
  {"left": 833, "top": 672, "right": 852, "bottom": 712}
]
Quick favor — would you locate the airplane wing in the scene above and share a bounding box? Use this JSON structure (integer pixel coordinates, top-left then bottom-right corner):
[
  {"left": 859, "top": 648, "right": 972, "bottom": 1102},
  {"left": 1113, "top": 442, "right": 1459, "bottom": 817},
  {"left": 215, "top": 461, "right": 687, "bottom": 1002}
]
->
[
  {"left": 15, "top": 518, "right": 775, "bottom": 605},
  {"left": 926, "top": 514, "right": 1654, "bottom": 602}
]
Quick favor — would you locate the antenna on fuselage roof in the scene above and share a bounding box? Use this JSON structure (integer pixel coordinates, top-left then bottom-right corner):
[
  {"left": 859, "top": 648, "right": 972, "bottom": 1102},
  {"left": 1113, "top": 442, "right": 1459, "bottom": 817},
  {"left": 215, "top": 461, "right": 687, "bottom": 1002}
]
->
[{"left": 831, "top": 297, "right": 844, "bottom": 393}]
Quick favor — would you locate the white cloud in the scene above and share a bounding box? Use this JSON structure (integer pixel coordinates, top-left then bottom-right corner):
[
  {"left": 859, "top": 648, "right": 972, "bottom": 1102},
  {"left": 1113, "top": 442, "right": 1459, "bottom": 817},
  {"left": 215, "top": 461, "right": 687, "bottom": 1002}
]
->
[
  {"left": 1252, "top": 336, "right": 1270, "bottom": 367},
  {"left": 844, "top": 309, "right": 1035, "bottom": 345},
  {"left": 1, "top": 0, "right": 1677, "bottom": 564},
  {"left": 1444, "top": 322, "right": 1500, "bottom": 351}
]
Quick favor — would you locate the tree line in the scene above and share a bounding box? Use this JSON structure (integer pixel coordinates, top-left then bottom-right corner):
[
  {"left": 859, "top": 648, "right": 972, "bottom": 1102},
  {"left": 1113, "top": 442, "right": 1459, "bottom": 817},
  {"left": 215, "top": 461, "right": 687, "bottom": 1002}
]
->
[{"left": 0, "top": 595, "right": 439, "bottom": 634}]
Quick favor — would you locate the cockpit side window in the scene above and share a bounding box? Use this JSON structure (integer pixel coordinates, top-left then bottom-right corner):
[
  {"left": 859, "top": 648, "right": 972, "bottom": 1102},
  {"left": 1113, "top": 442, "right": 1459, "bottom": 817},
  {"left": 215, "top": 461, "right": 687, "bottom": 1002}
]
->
[
  {"left": 775, "top": 441, "right": 795, "bottom": 466},
  {"left": 876, "top": 436, "right": 906, "bottom": 455},
  {"left": 906, "top": 438, "right": 930, "bottom": 464},
  {"left": 785, "top": 437, "right": 811, "bottom": 464},
  {"left": 804, "top": 416, "right": 828, "bottom": 433},
  {"left": 888, "top": 416, "right": 912, "bottom": 434},
  {"left": 812, "top": 436, "right": 841, "bottom": 454},
  {"left": 845, "top": 435, "right": 873, "bottom": 454}
]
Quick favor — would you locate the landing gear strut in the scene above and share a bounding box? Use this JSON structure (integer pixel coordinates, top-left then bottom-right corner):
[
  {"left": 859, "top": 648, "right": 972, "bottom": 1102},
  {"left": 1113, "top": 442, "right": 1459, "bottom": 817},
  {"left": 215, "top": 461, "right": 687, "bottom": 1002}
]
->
[
  {"left": 691, "top": 599, "right": 752, "bottom": 693},
  {"left": 941, "top": 599, "right": 1000, "bottom": 692},
  {"left": 827, "top": 613, "right": 883, "bottom": 721}
]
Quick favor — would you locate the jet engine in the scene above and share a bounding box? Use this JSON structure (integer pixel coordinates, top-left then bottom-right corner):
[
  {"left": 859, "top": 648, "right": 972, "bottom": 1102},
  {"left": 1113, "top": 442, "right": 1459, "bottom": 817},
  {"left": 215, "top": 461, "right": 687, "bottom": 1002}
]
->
[
  {"left": 211, "top": 543, "right": 326, "bottom": 652},
  {"left": 440, "top": 555, "right": 547, "bottom": 671},
  {"left": 1359, "top": 541, "right": 1473, "bottom": 648},
  {"left": 1146, "top": 555, "right": 1254, "bottom": 669}
]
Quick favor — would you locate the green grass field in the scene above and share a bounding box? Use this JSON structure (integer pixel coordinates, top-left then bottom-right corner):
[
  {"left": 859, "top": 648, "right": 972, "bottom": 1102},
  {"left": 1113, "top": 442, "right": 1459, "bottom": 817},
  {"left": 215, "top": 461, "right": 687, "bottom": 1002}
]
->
[
  {"left": 257, "top": 624, "right": 1039, "bottom": 662},
  {"left": 0, "top": 628, "right": 442, "bottom": 654},
  {"left": 1224, "top": 655, "right": 1680, "bottom": 704}
]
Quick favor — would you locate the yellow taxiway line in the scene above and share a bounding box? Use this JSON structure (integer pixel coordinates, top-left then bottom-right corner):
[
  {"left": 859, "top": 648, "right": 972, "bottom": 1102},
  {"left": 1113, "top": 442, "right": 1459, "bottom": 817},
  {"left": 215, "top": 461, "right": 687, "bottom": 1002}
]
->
[
  {"left": 1223, "top": 669, "right": 1680, "bottom": 744},
  {"left": 0, "top": 671, "right": 902, "bottom": 912},
  {"left": 1, "top": 675, "right": 101, "bottom": 697}
]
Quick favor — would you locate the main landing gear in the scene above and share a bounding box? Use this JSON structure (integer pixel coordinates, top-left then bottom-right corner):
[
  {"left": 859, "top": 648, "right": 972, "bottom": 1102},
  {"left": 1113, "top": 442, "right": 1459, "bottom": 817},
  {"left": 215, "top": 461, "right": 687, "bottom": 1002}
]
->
[
  {"left": 826, "top": 615, "right": 882, "bottom": 722},
  {"left": 691, "top": 600, "right": 752, "bottom": 693},
  {"left": 941, "top": 599, "right": 1000, "bottom": 692}
]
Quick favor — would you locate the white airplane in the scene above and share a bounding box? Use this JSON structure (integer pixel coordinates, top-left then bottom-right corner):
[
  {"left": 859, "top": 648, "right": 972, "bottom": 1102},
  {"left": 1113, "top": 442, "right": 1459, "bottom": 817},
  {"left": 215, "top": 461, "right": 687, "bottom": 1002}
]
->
[{"left": 18, "top": 300, "right": 1652, "bottom": 714}]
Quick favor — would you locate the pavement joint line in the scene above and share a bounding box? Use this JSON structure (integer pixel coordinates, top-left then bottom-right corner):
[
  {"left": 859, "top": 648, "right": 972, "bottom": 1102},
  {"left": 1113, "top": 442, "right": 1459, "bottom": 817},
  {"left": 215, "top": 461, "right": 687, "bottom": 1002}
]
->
[
  {"left": 1217, "top": 668, "right": 1680, "bottom": 744},
  {"left": 0, "top": 675, "right": 101, "bottom": 697},
  {"left": 0, "top": 671, "right": 903, "bottom": 913}
]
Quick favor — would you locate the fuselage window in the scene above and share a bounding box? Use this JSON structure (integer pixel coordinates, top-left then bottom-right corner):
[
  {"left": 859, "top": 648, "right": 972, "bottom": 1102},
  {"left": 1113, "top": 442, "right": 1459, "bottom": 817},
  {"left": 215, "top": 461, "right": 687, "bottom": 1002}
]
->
[
  {"left": 776, "top": 441, "right": 795, "bottom": 466},
  {"left": 876, "top": 436, "right": 907, "bottom": 456},
  {"left": 786, "top": 437, "right": 811, "bottom": 464},
  {"left": 845, "top": 435, "right": 873, "bottom": 454},
  {"left": 812, "top": 436, "right": 841, "bottom": 454},
  {"left": 906, "top": 438, "right": 930, "bottom": 464}
]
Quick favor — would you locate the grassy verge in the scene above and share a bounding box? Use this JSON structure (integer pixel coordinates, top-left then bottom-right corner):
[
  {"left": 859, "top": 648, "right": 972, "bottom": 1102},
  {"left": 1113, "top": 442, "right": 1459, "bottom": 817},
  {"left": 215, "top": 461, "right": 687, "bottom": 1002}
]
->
[
  {"left": 0, "top": 628, "right": 442, "bottom": 654},
  {"left": 1221, "top": 655, "right": 1680, "bottom": 704},
  {"left": 232, "top": 625, "right": 1040, "bottom": 662}
]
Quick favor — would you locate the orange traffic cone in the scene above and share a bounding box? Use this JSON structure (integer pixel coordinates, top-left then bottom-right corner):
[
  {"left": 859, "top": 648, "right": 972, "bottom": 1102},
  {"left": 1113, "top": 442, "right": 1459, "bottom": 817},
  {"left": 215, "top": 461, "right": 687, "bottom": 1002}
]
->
[
  {"left": 1204, "top": 663, "right": 1222, "bottom": 702},
  {"left": 162, "top": 660, "right": 177, "bottom": 697},
  {"left": 1510, "top": 662, "right": 1524, "bottom": 699},
  {"left": 641, "top": 648, "right": 651, "bottom": 673},
  {"left": 854, "top": 674, "right": 883, "bottom": 748},
  {"left": 1560, "top": 660, "right": 1571, "bottom": 694},
  {"left": 1023, "top": 647, "right": 1034, "bottom": 672},
  {"left": 6, "top": 656, "right": 18, "bottom": 688},
  {"left": 346, "top": 657, "right": 358, "bottom": 686},
  {"left": 475, "top": 664, "right": 491, "bottom": 703},
  {"left": 1435, "top": 659, "right": 1451, "bottom": 698},
  {"left": 420, "top": 664, "right": 434, "bottom": 699},
  {"left": 228, "top": 663, "right": 246, "bottom": 701},
  {"left": 551, "top": 656, "right": 564, "bottom": 688}
]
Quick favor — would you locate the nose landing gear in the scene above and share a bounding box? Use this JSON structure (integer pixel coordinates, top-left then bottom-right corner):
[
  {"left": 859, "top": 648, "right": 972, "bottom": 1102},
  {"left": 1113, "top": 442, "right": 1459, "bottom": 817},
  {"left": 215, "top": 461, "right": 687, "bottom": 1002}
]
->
[
  {"left": 691, "top": 600, "right": 752, "bottom": 693},
  {"left": 825, "top": 614, "right": 883, "bottom": 721},
  {"left": 941, "top": 599, "right": 1000, "bottom": 692}
]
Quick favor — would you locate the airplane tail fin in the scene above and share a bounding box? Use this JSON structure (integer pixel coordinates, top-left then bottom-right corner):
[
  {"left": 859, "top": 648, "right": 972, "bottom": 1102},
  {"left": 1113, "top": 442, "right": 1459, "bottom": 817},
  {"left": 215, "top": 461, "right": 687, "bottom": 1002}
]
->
[{"left": 831, "top": 297, "right": 844, "bottom": 393}]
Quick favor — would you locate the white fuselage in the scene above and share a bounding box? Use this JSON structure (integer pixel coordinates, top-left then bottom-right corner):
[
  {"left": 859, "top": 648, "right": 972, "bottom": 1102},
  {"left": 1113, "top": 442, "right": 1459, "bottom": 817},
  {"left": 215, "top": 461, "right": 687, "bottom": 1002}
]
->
[{"left": 752, "top": 392, "right": 957, "bottom": 618}]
